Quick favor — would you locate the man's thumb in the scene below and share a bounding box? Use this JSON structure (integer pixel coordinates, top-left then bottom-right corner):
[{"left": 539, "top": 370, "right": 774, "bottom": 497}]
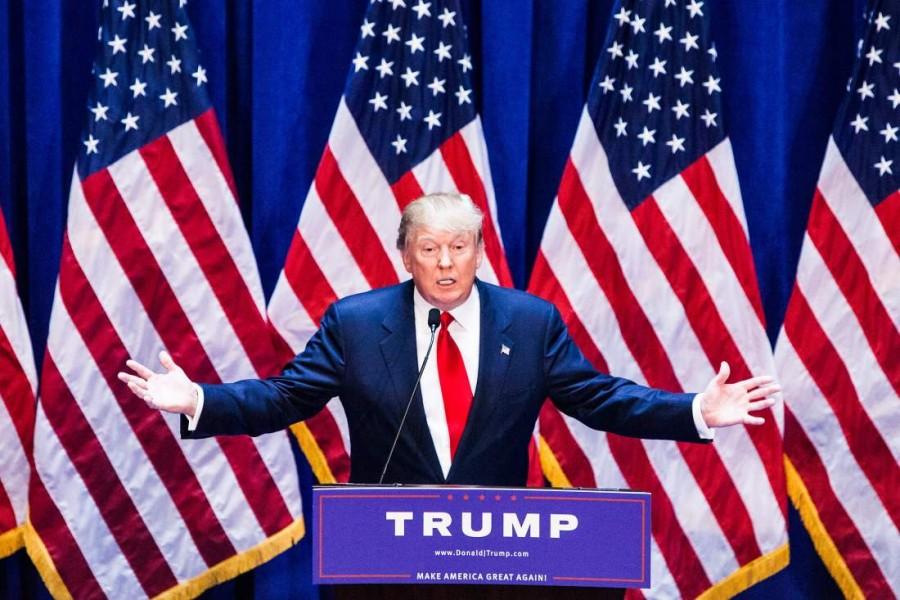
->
[
  {"left": 159, "top": 351, "right": 178, "bottom": 373},
  {"left": 716, "top": 361, "right": 730, "bottom": 384}
]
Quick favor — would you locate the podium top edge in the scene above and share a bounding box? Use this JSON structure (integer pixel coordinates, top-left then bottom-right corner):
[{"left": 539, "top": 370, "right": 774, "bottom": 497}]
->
[{"left": 312, "top": 484, "right": 648, "bottom": 495}]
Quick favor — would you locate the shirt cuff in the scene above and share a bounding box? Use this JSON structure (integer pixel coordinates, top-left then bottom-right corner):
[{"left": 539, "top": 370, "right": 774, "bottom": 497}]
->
[
  {"left": 186, "top": 384, "right": 204, "bottom": 432},
  {"left": 692, "top": 393, "right": 715, "bottom": 440}
]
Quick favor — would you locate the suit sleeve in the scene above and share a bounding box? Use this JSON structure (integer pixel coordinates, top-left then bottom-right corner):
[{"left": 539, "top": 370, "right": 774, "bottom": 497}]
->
[
  {"left": 181, "top": 303, "right": 346, "bottom": 438},
  {"left": 543, "top": 304, "right": 707, "bottom": 443}
]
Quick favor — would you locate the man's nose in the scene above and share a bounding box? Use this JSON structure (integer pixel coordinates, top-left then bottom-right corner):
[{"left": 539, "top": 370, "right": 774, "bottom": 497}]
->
[{"left": 438, "top": 246, "right": 452, "bottom": 268}]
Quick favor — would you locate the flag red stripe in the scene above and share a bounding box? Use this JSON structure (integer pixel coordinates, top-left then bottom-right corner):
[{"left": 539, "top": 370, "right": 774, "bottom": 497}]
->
[
  {"left": 283, "top": 231, "right": 338, "bottom": 325},
  {"left": 633, "top": 196, "right": 786, "bottom": 535},
  {"left": 268, "top": 322, "right": 297, "bottom": 369},
  {"left": 57, "top": 236, "right": 238, "bottom": 565},
  {"left": 681, "top": 157, "right": 766, "bottom": 326},
  {"left": 0, "top": 481, "right": 15, "bottom": 531},
  {"left": 80, "top": 170, "right": 294, "bottom": 538},
  {"left": 40, "top": 356, "right": 177, "bottom": 595},
  {"left": 193, "top": 109, "right": 238, "bottom": 201},
  {"left": 785, "top": 409, "right": 891, "bottom": 597},
  {"left": 0, "top": 210, "right": 14, "bottom": 277},
  {"left": 391, "top": 170, "right": 425, "bottom": 211},
  {"left": 316, "top": 148, "right": 399, "bottom": 288},
  {"left": 139, "top": 136, "right": 276, "bottom": 377},
  {"left": 873, "top": 191, "right": 899, "bottom": 256},
  {"left": 784, "top": 288, "right": 899, "bottom": 526},
  {"left": 29, "top": 477, "right": 106, "bottom": 599},
  {"left": 439, "top": 132, "right": 514, "bottom": 287},
  {"left": 557, "top": 160, "right": 681, "bottom": 390},
  {"left": 305, "top": 411, "right": 352, "bottom": 483},
  {"left": 807, "top": 189, "right": 900, "bottom": 394},
  {"left": 538, "top": 402, "right": 596, "bottom": 488},
  {"left": 0, "top": 325, "right": 34, "bottom": 449}
]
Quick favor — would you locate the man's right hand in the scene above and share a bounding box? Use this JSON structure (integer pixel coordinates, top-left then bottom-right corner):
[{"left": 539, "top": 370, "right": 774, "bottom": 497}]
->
[{"left": 117, "top": 351, "right": 199, "bottom": 417}]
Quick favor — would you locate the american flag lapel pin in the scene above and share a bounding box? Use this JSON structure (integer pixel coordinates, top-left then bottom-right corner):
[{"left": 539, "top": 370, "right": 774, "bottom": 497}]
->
[{"left": 500, "top": 344, "right": 510, "bottom": 356}]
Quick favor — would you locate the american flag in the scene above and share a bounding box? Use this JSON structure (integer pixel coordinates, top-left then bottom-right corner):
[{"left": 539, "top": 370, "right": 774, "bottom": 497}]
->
[
  {"left": 266, "top": 0, "right": 545, "bottom": 485},
  {"left": 28, "top": 1, "right": 303, "bottom": 597},
  {"left": 528, "top": 0, "right": 788, "bottom": 596},
  {"left": 0, "top": 208, "right": 36, "bottom": 560},
  {"left": 776, "top": 1, "right": 899, "bottom": 596}
]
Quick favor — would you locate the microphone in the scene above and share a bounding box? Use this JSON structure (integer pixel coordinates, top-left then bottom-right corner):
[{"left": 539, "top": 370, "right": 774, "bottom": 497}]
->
[{"left": 379, "top": 308, "right": 441, "bottom": 484}]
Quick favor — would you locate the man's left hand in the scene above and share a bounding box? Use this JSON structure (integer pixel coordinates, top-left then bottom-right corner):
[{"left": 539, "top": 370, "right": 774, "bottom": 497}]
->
[{"left": 699, "top": 362, "right": 780, "bottom": 428}]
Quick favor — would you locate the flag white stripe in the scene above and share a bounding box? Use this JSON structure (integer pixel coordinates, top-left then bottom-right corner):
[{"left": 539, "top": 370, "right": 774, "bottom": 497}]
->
[
  {"left": 47, "top": 297, "right": 207, "bottom": 580},
  {"left": 166, "top": 121, "right": 267, "bottom": 318},
  {"left": 66, "top": 177, "right": 268, "bottom": 549},
  {"left": 818, "top": 140, "right": 900, "bottom": 323},
  {"left": 33, "top": 405, "right": 145, "bottom": 598},
  {"left": 0, "top": 264, "right": 37, "bottom": 388},
  {"left": 705, "top": 139, "right": 750, "bottom": 237},
  {"left": 459, "top": 118, "right": 502, "bottom": 240},
  {"left": 268, "top": 270, "right": 319, "bottom": 349},
  {"left": 776, "top": 336, "right": 898, "bottom": 584},
  {"left": 250, "top": 431, "right": 304, "bottom": 521},
  {"left": 326, "top": 398, "right": 352, "bottom": 457},
  {"left": 0, "top": 397, "right": 29, "bottom": 523},
  {"left": 795, "top": 237, "right": 899, "bottom": 456}
]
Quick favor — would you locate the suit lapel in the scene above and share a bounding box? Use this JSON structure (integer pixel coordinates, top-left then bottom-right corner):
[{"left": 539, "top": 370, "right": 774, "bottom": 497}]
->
[{"left": 379, "top": 281, "right": 444, "bottom": 482}]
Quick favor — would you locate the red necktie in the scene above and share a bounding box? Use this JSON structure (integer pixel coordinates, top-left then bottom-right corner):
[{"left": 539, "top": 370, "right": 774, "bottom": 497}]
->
[{"left": 437, "top": 311, "right": 472, "bottom": 459}]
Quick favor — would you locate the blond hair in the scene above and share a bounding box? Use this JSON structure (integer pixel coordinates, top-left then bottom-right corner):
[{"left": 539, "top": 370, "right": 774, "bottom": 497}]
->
[{"left": 396, "top": 192, "right": 484, "bottom": 250}]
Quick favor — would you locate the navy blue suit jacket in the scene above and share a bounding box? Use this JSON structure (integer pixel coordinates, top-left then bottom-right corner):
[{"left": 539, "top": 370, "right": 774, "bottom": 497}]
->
[{"left": 184, "top": 280, "right": 704, "bottom": 485}]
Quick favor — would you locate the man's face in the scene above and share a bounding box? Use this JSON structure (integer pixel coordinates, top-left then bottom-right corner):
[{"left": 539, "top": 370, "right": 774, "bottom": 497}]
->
[{"left": 402, "top": 226, "right": 483, "bottom": 311}]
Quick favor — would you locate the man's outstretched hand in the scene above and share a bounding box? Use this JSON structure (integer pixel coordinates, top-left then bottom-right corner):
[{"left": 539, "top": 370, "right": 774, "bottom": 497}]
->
[
  {"left": 699, "top": 362, "right": 780, "bottom": 428},
  {"left": 117, "top": 351, "right": 199, "bottom": 417}
]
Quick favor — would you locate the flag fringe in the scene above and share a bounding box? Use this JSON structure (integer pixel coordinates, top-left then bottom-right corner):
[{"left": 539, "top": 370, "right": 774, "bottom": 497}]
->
[
  {"left": 291, "top": 422, "right": 337, "bottom": 484},
  {"left": 0, "top": 525, "right": 25, "bottom": 559},
  {"left": 785, "top": 456, "right": 864, "bottom": 599},
  {"left": 24, "top": 514, "right": 304, "bottom": 600}
]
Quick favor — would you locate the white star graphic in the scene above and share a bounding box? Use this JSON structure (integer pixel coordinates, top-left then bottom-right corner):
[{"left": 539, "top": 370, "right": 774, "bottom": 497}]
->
[
  {"left": 875, "top": 11, "right": 891, "bottom": 32},
  {"left": 389, "top": 0, "right": 406, "bottom": 9},
  {"left": 129, "top": 78, "right": 147, "bottom": 98},
  {"left": 708, "top": 44, "right": 718, "bottom": 62},
  {"left": 375, "top": 58, "right": 394, "bottom": 78},
  {"left": 396, "top": 102, "right": 413, "bottom": 121},
  {"left": 632, "top": 161, "right": 651, "bottom": 181},
  {"left": 352, "top": 52, "right": 369, "bottom": 72},
  {"left": 666, "top": 134, "right": 686, "bottom": 153},
  {"left": 599, "top": 75, "right": 615, "bottom": 93},
  {"left": 138, "top": 44, "right": 155, "bottom": 64},
  {"left": 654, "top": 23, "right": 673, "bottom": 43},
  {"left": 438, "top": 7, "right": 456, "bottom": 27},
  {"left": 686, "top": 0, "right": 704, "bottom": 18},
  {"left": 406, "top": 33, "right": 425, "bottom": 54},
  {"left": 614, "top": 117, "right": 628, "bottom": 137},
  {"left": 679, "top": 31, "right": 699, "bottom": 52},
  {"left": 107, "top": 34, "right": 127, "bottom": 54},
  {"left": 888, "top": 89, "right": 900, "bottom": 109},
  {"left": 145, "top": 11, "right": 161, "bottom": 30},
  {"left": 702, "top": 75, "right": 721, "bottom": 94},
  {"left": 117, "top": 0, "right": 136, "bottom": 20},
  {"left": 434, "top": 41, "right": 452, "bottom": 62},
  {"left": 360, "top": 19, "right": 375, "bottom": 38},
  {"left": 383, "top": 24, "right": 402, "bottom": 44},
  {"left": 607, "top": 41, "right": 624, "bottom": 59},
  {"left": 849, "top": 113, "right": 868, "bottom": 133},
  {"left": 99, "top": 67, "right": 118, "bottom": 87},
  {"left": 83, "top": 134, "right": 99, "bottom": 154},
  {"left": 643, "top": 92, "right": 661, "bottom": 113},
  {"left": 90, "top": 101, "right": 109, "bottom": 121},
  {"left": 369, "top": 91, "right": 388, "bottom": 112},
  {"left": 620, "top": 83, "right": 634, "bottom": 102},
  {"left": 665, "top": 0, "right": 677, "bottom": 6},
  {"left": 427, "top": 76, "right": 446, "bottom": 95},
  {"left": 701, "top": 109, "right": 718, "bottom": 127},
  {"left": 458, "top": 53, "right": 472, "bottom": 72},
  {"left": 638, "top": 126, "right": 656, "bottom": 146},
  {"left": 401, "top": 67, "right": 419, "bottom": 87},
  {"left": 424, "top": 109, "right": 442, "bottom": 130},
  {"left": 412, "top": 0, "right": 431, "bottom": 19},
  {"left": 391, "top": 134, "right": 408, "bottom": 154},
  {"left": 649, "top": 57, "right": 667, "bottom": 77},
  {"left": 895, "top": 61, "right": 900, "bottom": 74},
  {"left": 672, "top": 99, "right": 690, "bottom": 119},
  {"left": 630, "top": 15, "right": 646, "bottom": 33},
  {"left": 121, "top": 112, "right": 140, "bottom": 131},
  {"left": 172, "top": 22, "right": 189, "bottom": 42},
  {"left": 874, "top": 155, "right": 893, "bottom": 176},
  {"left": 865, "top": 46, "right": 883, "bottom": 65},
  {"left": 455, "top": 85, "right": 472, "bottom": 105},
  {"left": 880, "top": 122, "right": 898, "bottom": 143},
  {"left": 857, "top": 81, "right": 875, "bottom": 100},
  {"left": 625, "top": 50, "right": 639, "bottom": 69},
  {"left": 159, "top": 87, "right": 178, "bottom": 107},
  {"left": 167, "top": 55, "right": 182, "bottom": 74},
  {"left": 675, "top": 66, "right": 694, "bottom": 87},
  {"left": 613, "top": 7, "right": 631, "bottom": 26},
  {"left": 192, "top": 65, "right": 207, "bottom": 86}
]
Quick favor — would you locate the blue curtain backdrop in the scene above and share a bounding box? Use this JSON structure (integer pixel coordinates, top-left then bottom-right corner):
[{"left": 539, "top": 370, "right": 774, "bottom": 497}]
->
[{"left": 0, "top": 0, "right": 868, "bottom": 597}]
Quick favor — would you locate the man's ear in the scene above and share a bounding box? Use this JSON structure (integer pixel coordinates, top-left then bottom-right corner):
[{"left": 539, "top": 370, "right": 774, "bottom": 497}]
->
[
  {"left": 401, "top": 247, "right": 413, "bottom": 274},
  {"left": 475, "top": 240, "right": 484, "bottom": 269}
]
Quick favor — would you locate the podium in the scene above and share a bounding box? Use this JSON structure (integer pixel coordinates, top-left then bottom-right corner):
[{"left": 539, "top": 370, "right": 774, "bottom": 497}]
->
[{"left": 313, "top": 485, "right": 650, "bottom": 598}]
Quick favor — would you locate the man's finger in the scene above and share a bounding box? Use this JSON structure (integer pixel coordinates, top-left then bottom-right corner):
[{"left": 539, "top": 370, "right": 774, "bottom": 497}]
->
[
  {"left": 159, "top": 350, "right": 178, "bottom": 373},
  {"left": 125, "top": 359, "right": 156, "bottom": 380},
  {"left": 746, "top": 384, "right": 781, "bottom": 401},
  {"left": 715, "top": 361, "right": 730, "bottom": 384},
  {"left": 743, "top": 414, "right": 765, "bottom": 426},
  {"left": 747, "top": 397, "right": 776, "bottom": 412},
  {"left": 117, "top": 372, "right": 148, "bottom": 389},
  {"left": 738, "top": 375, "right": 775, "bottom": 391}
]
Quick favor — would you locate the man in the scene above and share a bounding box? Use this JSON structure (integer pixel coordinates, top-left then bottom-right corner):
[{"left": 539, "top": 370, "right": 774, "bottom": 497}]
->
[{"left": 118, "top": 193, "right": 779, "bottom": 486}]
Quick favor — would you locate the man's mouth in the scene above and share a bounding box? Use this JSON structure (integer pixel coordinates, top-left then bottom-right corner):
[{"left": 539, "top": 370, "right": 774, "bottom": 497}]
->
[{"left": 436, "top": 278, "right": 456, "bottom": 287}]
